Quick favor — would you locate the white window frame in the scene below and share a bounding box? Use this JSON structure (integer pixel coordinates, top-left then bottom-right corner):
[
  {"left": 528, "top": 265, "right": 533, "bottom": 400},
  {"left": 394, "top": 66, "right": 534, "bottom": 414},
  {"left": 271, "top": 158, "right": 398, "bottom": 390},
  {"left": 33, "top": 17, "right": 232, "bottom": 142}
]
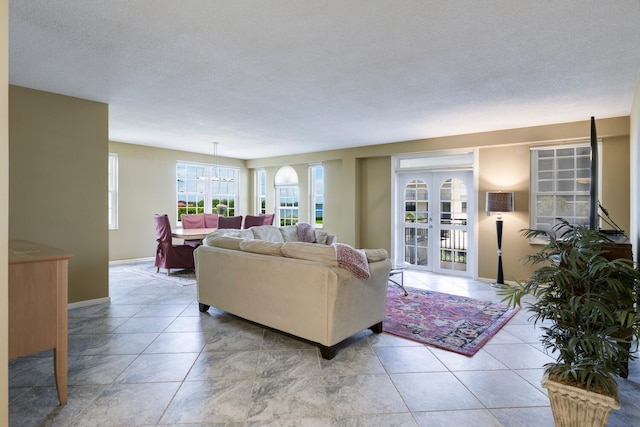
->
[
  {"left": 108, "top": 153, "right": 118, "bottom": 230},
  {"left": 530, "top": 140, "right": 601, "bottom": 236},
  {"left": 275, "top": 166, "right": 299, "bottom": 227},
  {"left": 277, "top": 186, "right": 299, "bottom": 226},
  {"left": 309, "top": 163, "right": 324, "bottom": 228},
  {"left": 176, "top": 161, "right": 240, "bottom": 222},
  {"left": 255, "top": 169, "right": 267, "bottom": 215}
]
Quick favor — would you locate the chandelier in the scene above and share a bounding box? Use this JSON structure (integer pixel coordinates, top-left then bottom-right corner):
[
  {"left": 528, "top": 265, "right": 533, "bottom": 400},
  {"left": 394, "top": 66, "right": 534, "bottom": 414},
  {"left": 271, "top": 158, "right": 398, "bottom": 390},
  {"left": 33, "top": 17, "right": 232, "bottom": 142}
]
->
[{"left": 200, "top": 141, "right": 233, "bottom": 182}]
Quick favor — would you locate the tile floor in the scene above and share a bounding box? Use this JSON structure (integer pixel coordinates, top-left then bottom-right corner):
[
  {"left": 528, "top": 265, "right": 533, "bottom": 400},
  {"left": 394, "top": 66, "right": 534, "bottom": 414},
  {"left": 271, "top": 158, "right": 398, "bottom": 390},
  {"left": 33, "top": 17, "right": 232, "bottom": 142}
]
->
[{"left": 8, "top": 262, "right": 640, "bottom": 426}]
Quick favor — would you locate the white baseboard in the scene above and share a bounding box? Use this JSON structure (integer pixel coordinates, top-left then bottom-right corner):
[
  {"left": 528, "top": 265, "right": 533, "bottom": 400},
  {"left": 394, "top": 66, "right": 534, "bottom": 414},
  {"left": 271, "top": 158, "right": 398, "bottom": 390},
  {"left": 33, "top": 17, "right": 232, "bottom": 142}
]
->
[
  {"left": 68, "top": 297, "right": 111, "bottom": 309},
  {"left": 70, "top": 258, "right": 154, "bottom": 309}
]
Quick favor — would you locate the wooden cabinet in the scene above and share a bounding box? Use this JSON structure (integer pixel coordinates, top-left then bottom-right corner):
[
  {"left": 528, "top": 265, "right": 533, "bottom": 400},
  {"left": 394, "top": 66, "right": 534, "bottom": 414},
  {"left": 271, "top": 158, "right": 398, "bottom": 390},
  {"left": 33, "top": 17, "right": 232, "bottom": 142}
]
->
[
  {"left": 8, "top": 240, "right": 72, "bottom": 405},
  {"left": 602, "top": 237, "right": 634, "bottom": 379}
]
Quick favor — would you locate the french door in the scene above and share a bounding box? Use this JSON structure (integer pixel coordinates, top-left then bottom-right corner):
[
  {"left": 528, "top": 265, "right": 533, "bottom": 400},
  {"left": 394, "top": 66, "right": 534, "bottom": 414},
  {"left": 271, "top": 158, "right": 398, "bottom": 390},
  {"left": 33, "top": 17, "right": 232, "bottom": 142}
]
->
[{"left": 396, "top": 170, "right": 474, "bottom": 276}]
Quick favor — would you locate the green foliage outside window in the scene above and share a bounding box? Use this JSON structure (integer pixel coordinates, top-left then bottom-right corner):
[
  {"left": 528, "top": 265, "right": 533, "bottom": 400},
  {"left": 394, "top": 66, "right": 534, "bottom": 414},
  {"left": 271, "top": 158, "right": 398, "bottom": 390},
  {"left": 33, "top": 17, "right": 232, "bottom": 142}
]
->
[{"left": 280, "top": 213, "right": 299, "bottom": 226}]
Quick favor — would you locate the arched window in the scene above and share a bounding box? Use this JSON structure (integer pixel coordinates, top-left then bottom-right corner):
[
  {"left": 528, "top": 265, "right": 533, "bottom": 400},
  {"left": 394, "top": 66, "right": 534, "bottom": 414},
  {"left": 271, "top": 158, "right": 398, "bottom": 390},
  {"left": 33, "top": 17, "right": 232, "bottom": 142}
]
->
[{"left": 275, "top": 166, "right": 299, "bottom": 226}]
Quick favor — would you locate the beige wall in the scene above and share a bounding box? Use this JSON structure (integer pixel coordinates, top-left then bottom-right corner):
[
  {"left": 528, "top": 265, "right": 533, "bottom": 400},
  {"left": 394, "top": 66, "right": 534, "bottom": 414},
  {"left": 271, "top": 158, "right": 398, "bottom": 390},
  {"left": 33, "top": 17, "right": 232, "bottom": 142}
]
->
[
  {"left": 358, "top": 156, "right": 392, "bottom": 251},
  {"left": 245, "top": 116, "right": 631, "bottom": 282},
  {"left": 108, "top": 116, "right": 631, "bottom": 281},
  {"left": 9, "top": 85, "right": 109, "bottom": 303},
  {"left": 108, "top": 141, "right": 249, "bottom": 261},
  {"left": 478, "top": 145, "right": 532, "bottom": 281},
  {"left": 601, "top": 136, "right": 631, "bottom": 235},
  {"left": 1, "top": 0, "right": 8, "bottom": 422}
]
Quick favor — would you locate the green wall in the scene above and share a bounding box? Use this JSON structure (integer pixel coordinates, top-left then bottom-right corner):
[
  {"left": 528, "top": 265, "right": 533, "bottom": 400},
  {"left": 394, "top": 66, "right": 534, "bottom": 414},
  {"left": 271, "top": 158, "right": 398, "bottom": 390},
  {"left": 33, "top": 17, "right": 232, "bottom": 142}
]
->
[
  {"left": 9, "top": 85, "right": 109, "bottom": 304},
  {"left": 1, "top": 1, "right": 9, "bottom": 422}
]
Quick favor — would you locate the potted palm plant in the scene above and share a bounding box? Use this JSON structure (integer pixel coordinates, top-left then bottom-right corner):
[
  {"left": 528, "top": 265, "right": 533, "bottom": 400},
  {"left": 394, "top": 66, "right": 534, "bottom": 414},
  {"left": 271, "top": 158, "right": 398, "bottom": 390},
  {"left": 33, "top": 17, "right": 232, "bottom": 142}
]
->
[{"left": 499, "top": 220, "right": 640, "bottom": 427}]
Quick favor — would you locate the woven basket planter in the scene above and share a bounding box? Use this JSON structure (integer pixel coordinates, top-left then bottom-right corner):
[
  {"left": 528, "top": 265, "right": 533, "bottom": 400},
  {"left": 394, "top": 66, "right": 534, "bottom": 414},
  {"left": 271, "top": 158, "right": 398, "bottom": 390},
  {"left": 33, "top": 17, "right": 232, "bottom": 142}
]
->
[{"left": 542, "top": 373, "right": 620, "bottom": 427}]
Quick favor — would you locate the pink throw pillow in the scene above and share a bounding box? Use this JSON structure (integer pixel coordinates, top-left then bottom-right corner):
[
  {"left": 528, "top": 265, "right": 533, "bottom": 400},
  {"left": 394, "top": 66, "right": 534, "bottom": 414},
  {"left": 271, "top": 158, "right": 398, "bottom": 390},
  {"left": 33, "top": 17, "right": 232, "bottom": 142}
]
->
[
  {"left": 334, "top": 243, "right": 370, "bottom": 280},
  {"left": 297, "top": 222, "right": 316, "bottom": 243}
]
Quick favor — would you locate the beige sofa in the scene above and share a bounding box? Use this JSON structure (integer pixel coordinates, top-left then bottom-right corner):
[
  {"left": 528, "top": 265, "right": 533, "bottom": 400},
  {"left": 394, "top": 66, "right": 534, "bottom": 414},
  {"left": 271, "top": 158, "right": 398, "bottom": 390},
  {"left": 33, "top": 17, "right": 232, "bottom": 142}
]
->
[{"left": 195, "top": 225, "right": 391, "bottom": 359}]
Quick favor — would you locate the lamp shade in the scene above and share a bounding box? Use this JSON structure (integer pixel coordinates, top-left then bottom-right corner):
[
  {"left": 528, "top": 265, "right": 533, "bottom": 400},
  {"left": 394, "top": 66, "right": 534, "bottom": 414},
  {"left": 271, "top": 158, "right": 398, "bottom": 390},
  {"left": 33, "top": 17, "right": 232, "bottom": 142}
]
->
[{"left": 486, "top": 191, "right": 514, "bottom": 214}]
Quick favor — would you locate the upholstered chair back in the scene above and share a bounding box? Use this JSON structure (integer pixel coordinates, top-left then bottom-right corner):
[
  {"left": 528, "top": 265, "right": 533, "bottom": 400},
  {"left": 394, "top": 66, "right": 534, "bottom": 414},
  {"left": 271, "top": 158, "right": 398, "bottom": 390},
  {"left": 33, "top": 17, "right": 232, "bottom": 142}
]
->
[
  {"left": 153, "top": 213, "right": 196, "bottom": 274},
  {"left": 181, "top": 214, "right": 205, "bottom": 229},
  {"left": 204, "top": 213, "right": 219, "bottom": 228},
  {"left": 218, "top": 215, "right": 243, "bottom": 229},
  {"left": 243, "top": 215, "right": 264, "bottom": 229},
  {"left": 261, "top": 213, "right": 275, "bottom": 225},
  {"left": 154, "top": 214, "right": 172, "bottom": 243}
]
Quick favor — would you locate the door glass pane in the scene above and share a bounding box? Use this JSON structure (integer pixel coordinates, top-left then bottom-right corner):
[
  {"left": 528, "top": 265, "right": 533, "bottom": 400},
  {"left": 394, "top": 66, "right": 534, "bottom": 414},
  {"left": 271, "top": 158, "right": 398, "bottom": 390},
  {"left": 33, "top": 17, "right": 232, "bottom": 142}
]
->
[
  {"left": 439, "top": 178, "right": 467, "bottom": 272},
  {"left": 404, "top": 179, "right": 429, "bottom": 267}
]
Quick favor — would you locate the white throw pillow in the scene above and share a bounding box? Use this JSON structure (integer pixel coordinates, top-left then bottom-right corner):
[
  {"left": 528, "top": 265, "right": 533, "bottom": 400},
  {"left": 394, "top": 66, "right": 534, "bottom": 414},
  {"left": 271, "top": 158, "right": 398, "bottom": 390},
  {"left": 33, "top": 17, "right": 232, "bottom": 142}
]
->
[
  {"left": 251, "top": 226, "right": 285, "bottom": 243},
  {"left": 239, "top": 239, "right": 284, "bottom": 256},
  {"left": 314, "top": 230, "right": 331, "bottom": 245},
  {"left": 363, "top": 248, "right": 388, "bottom": 262},
  {"left": 279, "top": 225, "right": 299, "bottom": 242},
  {"left": 280, "top": 242, "right": 338, "bottom": 266}
]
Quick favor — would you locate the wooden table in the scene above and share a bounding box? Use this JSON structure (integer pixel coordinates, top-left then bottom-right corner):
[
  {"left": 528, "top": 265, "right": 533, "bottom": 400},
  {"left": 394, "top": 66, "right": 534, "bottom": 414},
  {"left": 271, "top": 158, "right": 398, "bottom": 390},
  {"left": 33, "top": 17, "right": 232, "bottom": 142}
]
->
[
  {"left": 8, "top": 240, "right": 72, "bottom": 405},
  {"left": 172, "top": 228, "right": 217, "bottom": 240}
]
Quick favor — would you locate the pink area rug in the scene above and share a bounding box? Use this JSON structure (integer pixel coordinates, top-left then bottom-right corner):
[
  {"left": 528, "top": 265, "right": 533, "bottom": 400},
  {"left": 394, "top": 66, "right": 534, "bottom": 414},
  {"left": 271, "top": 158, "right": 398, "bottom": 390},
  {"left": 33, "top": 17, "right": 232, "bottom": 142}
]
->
[{"left": 383, "top": 286, "right": 519, "bottom": 356}]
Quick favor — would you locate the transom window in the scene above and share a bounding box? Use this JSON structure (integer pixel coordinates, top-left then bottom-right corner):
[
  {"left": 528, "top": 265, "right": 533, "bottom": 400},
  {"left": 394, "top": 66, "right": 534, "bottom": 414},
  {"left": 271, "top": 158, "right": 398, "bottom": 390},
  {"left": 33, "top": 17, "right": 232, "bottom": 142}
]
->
[
  {"left": 530, "top": 143, "right": 595, "bottom": 234},
  {"left": 176, "top": 162, "right": 239, "bottom": 221}
]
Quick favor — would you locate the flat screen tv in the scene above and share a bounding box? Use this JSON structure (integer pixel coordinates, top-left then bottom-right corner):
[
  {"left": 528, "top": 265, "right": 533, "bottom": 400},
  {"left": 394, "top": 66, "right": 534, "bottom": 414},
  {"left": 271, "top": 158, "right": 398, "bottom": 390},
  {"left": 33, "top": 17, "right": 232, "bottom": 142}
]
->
[{"left": 589, "top": 116, "right": 598, "bottom": 230}]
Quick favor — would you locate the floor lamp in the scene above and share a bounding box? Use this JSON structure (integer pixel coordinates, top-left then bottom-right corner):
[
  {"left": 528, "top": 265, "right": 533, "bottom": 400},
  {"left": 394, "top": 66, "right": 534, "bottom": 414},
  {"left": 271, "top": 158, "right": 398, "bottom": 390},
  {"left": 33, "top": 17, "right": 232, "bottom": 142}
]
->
[{"left": 486, "top": 191, "right": 514, "bottom": 285}]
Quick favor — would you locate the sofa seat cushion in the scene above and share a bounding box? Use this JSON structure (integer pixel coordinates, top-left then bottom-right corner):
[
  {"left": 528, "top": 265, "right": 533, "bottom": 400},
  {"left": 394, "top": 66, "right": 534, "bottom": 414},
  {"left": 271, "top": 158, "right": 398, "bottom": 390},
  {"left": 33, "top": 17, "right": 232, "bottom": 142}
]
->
[
  {"left": 280, "top": 242, "right": 338, "bottom": 266},
  {"left": 239, "top": 239, "right": 284, "bottom": 256},
  {"left": 251, "top": 225, "right": 285, "bottom": 243}
]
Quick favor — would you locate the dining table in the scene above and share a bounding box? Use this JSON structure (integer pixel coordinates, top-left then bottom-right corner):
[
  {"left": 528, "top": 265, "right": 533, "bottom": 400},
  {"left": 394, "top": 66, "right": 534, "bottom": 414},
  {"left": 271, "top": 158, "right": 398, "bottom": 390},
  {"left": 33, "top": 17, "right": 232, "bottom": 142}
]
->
[{"left": 171, "top": 228, "right": 218, "bottom": 241}]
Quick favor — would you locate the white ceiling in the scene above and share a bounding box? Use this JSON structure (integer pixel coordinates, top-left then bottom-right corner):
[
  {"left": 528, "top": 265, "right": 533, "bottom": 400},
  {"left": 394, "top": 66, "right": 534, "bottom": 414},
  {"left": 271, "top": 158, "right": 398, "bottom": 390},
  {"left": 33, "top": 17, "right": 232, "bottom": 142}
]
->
[{"left": 9, "top": 1, "right": 640, "bottom": 159}]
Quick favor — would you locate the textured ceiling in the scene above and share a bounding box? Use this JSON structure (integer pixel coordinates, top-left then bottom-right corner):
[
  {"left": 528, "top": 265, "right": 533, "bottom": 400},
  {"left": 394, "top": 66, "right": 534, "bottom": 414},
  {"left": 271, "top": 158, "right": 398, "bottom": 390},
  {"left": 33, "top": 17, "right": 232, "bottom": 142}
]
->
[{"left": 9, "top": 1, "right": 640, "bottom": 159}]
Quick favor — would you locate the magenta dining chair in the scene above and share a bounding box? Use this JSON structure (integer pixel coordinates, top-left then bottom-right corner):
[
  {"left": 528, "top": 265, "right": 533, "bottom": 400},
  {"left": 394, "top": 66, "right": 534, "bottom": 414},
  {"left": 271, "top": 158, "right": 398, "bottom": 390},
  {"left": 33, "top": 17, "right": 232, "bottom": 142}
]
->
[{"left": 153, "top": 214, "right": 195, "bottom": 274}]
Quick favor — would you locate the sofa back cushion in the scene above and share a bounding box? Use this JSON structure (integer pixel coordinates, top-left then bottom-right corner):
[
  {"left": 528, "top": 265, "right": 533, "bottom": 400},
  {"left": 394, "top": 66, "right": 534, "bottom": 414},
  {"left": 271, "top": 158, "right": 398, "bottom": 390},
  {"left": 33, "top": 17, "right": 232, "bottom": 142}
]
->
[
  {"left": 251, "top": 226, "right": 285, "bottom": 243},
  {"left": 280, "top": 242, "right": 338, "bottom": 266},
  {"left": 203, "top": 229, "right": 253, "bottom": 246},
  {"left": 239, "top": 239, "right": 284, "bottom": 256},
  {"left": 205, "top": 235, "right": 245, "bottom": 250}
]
